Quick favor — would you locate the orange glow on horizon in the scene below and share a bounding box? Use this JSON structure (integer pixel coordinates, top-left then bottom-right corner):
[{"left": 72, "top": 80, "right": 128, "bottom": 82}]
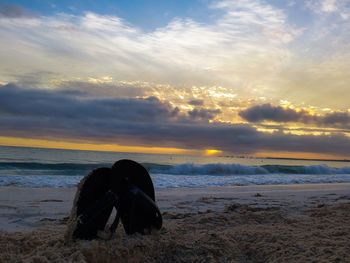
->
[
  {"left": 0, "top": 136, "right": 200, "bottom": 156},
  {"left": 0, "top": 136, "right": 347, "bottom": 160}
]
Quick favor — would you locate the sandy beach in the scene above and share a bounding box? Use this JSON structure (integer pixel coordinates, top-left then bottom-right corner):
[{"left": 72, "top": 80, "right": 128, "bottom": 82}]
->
[
  {"left": 1, "top": 183, "right": 350, "bottom": 262},
  {"left": 2, "top": 0, "right": 350, "bottom": 261}
]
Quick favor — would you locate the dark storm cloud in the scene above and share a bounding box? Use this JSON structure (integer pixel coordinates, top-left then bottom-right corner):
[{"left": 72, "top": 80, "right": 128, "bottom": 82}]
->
[
  {"left": 323, "top": 112, "right": 350, "bottom": 126},
  {"left": 188, "top": 108, "right": 221, "bottom": 121},
  {"left": 0, "top": 4, "right": 33, "bottom": 18},
  {"left": 1, "top": 84, "right": 350, "bottom": 156},
  {"left": 239, "top": 103, "right": 310, "bottom": 123},
  {"left": 0, "top": 84, "right": 177, "bottom": 122},
  {"left": 239, "top": 103, "right": 350, "bottom": 128}
]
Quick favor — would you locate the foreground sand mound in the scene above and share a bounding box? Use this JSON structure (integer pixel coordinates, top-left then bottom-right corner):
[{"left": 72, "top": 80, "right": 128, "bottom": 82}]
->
[{"left": 1, "top": 202, "right": 349, "bottom": 262}]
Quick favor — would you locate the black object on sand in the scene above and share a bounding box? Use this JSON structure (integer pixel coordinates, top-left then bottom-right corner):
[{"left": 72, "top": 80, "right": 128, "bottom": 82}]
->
[
  {"left": 112, "top": 160, "right": 162, "bottom": 235},
  {"left": 66, "top": 159, "right": 162, "bottom": 240}
]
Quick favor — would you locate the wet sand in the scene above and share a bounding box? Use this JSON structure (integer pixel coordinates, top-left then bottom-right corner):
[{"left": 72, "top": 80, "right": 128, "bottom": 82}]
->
[{"left": 1, "top": 183, "right": 350, "bottom": 262}]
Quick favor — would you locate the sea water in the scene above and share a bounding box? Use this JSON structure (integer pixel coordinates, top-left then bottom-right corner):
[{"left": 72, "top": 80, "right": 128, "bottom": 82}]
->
[{"left": 0, "top": 145, "right": 350, "bottom": 188}]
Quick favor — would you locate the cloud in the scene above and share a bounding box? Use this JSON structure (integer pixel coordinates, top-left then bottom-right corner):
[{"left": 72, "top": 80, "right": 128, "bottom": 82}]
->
[
  {"left": 323, "top": 112, "right": 350, "bottom": 126},
  {"left": 1, "top": 84, "right": 350, "bottom": 156},
  {"left": 239, "top": 103, "right": 308, "bottom": 123},
  {"left": 0, "top": 84, "right": 178, "bottom": 122},
  {"left": 0, "top": 0, "right": 298, "bottom": 88},
  {"left": 188, "top": 108, "right": 221, "bottom": 122},
  {"left": 306, "top": 0, "right": 349, "bottom": 14},
  {"left": 239, "top": 103, "right": 350, "bottom": 128},
  {"left": 321, "top": 0, "right": 338, "bottom": 12},
  {"left": 1, "top": 0, "right": 350, "bottom": 112},
  {"left": 188, "top": 99, "right": 204, "bottom": 106},
  {"left": 57, "top": 80, "right": 148, "bottom": 98},
  {"left": 0, "top": 4, "right": 33, "bottom": 18}
]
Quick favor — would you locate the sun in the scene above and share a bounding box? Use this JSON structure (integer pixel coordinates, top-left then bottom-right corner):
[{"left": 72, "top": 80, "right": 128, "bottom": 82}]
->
[{"left": 204, "top": 149, "right": 222, "bottom": 156}]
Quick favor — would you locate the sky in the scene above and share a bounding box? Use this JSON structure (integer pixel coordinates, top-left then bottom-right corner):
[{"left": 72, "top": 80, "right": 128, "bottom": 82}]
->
[{"left": 0, "top": 0, "right": 350, "bottom": 159}]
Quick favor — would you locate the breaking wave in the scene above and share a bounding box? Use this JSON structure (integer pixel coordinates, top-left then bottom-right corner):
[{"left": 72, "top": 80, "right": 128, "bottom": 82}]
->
[
  {"left": 1, "top": 162, "right": 350, "bottom": 176},
  {"left": 1, "top": 162, "right": 350, "bottom": 188},
  {"left": 145, "top": 163, "right": 350, "bottom": 175}
]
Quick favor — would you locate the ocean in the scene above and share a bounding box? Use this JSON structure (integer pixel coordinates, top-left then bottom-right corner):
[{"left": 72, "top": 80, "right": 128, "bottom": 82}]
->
[{"left": 0, "top": 145, "right": 350, "bottom": 188}]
